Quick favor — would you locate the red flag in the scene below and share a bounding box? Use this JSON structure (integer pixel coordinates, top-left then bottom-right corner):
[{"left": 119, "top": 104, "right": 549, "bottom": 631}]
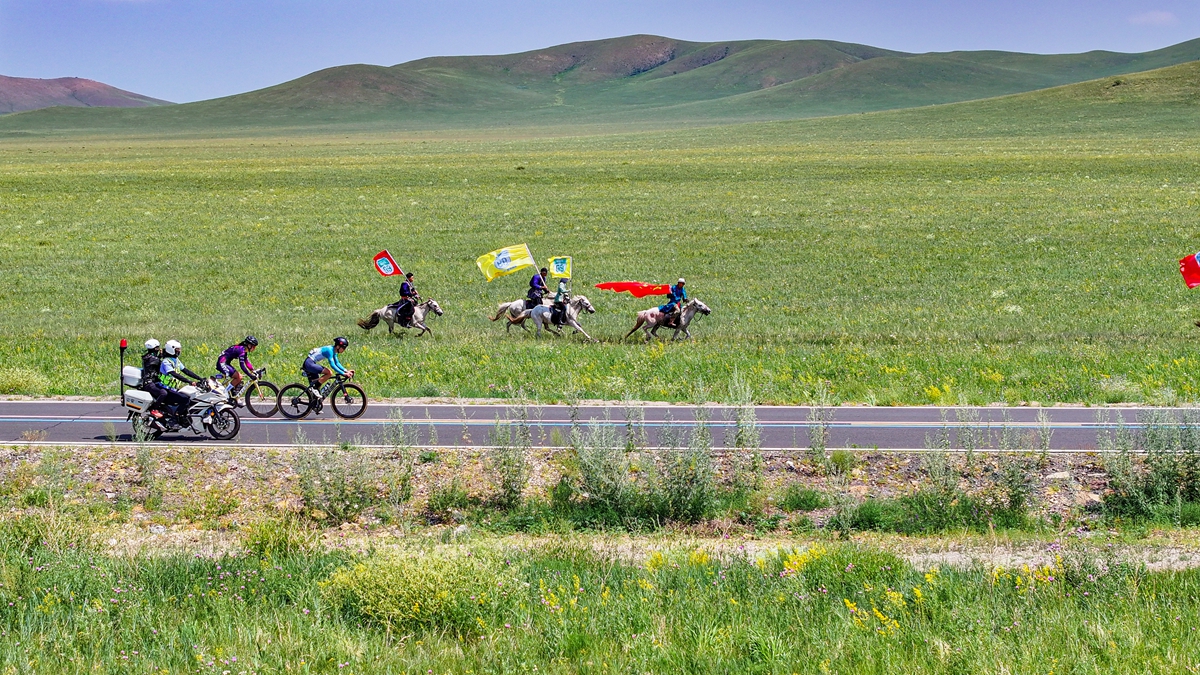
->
[
  {"left": 373, "top": 250, "right": 402, "bottom": 277},
  {"left": 595, "top": 281, "right": 671, "bottom": 298},
  {"left": 1182, "top": 253, "right": 1200, "bottom": 288}
]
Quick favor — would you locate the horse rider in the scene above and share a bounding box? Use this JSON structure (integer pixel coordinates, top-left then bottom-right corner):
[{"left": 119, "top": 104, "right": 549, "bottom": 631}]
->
[
  {"left": 659, "top": 278, "right": 687, "bottom": 327},
  {"left": 527, "top": 267, "right": 549, "bottom": 309},
  {"left": 552, "top": 277, "right": 570, "bottom": 325},
  {"left": 391, "top": 271, "right": 419, "bottom": 326}
]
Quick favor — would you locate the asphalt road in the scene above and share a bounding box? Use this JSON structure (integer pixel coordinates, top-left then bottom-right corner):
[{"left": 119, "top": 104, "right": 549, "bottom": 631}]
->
[{"left": 0, "top": 400, "right": 1160, "bottom": 450}]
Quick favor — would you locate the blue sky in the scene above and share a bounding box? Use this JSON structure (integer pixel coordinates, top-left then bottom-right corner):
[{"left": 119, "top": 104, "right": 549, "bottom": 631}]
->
[{"left": 0, "top": 0, "right": 1196, "bottom": 103}]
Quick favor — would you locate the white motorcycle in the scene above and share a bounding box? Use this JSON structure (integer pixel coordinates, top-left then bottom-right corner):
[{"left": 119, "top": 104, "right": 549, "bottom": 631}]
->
[{"left": 121, "top": 366, "right": 241, "bottom": 441}]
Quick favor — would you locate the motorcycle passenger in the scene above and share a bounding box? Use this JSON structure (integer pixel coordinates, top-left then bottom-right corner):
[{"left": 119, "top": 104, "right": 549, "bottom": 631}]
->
[
  {"left": 393, "top": 271, "right": 419, "bottom": 327},
  {"left": 552, "top": 277, "right": 570, "bottom": 326},
  {"left": 216, "top": 335, "right": 259, "bottom": 399},
  {"left": 659, "top": 278, "right": 687, "bottom": 327},
  {"left": 139, "top": 339, "right": 169, "bottom": 420},
  {"left": 527, "top": 267, "right": 549, "bottom": 309},
  {"left": 303, "top": 336, "right": 354, "bottom": 391},
  {"left": 158, "top": 339, "right": 202, "bottom": 416}
]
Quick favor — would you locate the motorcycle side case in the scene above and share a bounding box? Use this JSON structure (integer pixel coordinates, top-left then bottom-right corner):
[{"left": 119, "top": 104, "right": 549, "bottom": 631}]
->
[
  {"left": 123, "top": 390, "right": 154, "bottom": 412},
  {"left": 121, "top": 366, "right": 143, "bottom": 387}
]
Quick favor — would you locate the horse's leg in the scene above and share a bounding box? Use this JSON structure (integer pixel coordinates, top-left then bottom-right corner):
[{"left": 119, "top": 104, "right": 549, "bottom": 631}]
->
[{"left": 570, "top": 319, "right": 594, "bottom": 342}]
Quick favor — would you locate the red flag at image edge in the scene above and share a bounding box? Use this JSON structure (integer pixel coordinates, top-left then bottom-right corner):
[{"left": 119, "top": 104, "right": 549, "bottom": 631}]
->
[
  {"left": 1181, "top": 253, "right": 1200, "bottom": 288},
  {"left": 373, "top": 250, "right": 403, "bottom": 277},
  {"left": 595, "top": 281, "right": 671, "bottom": 298}
]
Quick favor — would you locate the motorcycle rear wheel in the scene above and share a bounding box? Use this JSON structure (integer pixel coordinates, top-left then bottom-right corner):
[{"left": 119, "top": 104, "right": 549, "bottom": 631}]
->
[
  {"left": 208, "top": 408, "right": 241, "bottom": 440},
  {"left": 130, "top": 415, "right": 163, "bottom": 441}
]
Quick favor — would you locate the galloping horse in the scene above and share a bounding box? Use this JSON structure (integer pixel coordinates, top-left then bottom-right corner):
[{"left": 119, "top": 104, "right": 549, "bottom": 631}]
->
[
  {"left": 357, "top": 299, "right": 444, "bottom": 336},
  {"left": 624, "top": 298, "right": 712, "bottom": 341},
  {"left": 491, "top": 297, "right": 551, "bottom": 333},
  {"left": 525, "top": 295, "right": 597, "bottom": 341}
]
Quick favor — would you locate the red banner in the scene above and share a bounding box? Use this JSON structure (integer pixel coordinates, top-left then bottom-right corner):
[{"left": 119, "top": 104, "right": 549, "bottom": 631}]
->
[
  {"left": 373, "top": 250, "right": 402, "bottom": 277},
  {"left": 595, "top": 281, "right": 671, "bottom": 298},
  {"left": 1181, "top": 253, "right": 1200, "bottom": 288}
]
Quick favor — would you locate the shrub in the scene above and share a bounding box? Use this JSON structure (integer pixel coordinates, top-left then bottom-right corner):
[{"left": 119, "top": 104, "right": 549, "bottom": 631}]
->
[
  {"left": 426, "top": 477, "right": 472, "bottom": 521},
  {"left": 847, "top": 488, "right": 1025, "bottom": 534},
  {"left": 658, "top": 410, "right": 717, "bottom": 523},
  {"left": 488, "top": 414, "right": 531, "bottom": 510},
  {"left": 294, "top": 446, "right": 374, "bottom": 524},
  {"left": 323, "top": 548, "right": 518, "bottom": 635},
  {"left": 829, "top": 449, "right": 857, "bottom": 475},
  {"left": 779, "top": 484, "right": 829, "bottom": 512},
  {"left": 1102, "top": 409, "right": 1200, "bottom": 522}
]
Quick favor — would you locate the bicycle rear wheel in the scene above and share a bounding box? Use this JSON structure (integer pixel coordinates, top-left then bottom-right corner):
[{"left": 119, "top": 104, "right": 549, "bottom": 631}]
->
[
  {"left": 244, "top": 380, "right": 280, "bottom": 418},
  {"left": 278, "top": 383, "right": 316, "bottom": 420},
  {"left": 330, "top": 382, "right": 367, "bottom": 419}
]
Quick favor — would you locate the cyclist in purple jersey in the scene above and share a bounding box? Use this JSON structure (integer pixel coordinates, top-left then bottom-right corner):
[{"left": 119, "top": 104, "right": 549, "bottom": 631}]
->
[{"left": 216, "top": 335, "right": 259, "bottom": 397}]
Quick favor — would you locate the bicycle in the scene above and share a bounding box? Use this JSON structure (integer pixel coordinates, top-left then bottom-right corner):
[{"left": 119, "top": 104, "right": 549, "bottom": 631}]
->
[
  {"left": 220, "top": 367, "right": 280, "bottom": 418},
  {"left": 277, "top": 372, "right": 367, "bottom": 420}
]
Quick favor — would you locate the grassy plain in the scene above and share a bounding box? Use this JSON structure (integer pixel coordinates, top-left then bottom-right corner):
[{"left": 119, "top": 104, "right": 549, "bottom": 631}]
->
[
  {"left": 2, "top": 537, "right": 1199, "bottom": 674},
  {"left": 2, "top": 63, "right": 1200, "bottom": 403}
]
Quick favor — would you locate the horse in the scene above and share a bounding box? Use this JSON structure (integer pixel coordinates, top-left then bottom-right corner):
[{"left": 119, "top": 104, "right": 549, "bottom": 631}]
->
[
  {"left": 527, "top": 295, "right": 597, "bottom": 341},
  {"left": 623, "top": 298, "right": 712, "bottom": 341},
  {"left": 357, "top": 299, "right": 444, "bottom": 336},
  {"left": 491, "top": 297, "right": 551, "bottom": 333}
]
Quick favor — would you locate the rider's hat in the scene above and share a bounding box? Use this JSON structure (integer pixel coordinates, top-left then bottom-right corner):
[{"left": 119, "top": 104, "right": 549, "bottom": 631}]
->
[{"left": 677, "top": 278, "right": 685, "bottom": 284}]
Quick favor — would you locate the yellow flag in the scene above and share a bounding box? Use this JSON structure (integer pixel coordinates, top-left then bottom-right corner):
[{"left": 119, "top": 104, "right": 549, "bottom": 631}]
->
[
  {"left": 476, "top": 244, "right": 535, "bottom": 282},
  {"left": 547, "top": 256, "right": 572, "bottom": 279}
]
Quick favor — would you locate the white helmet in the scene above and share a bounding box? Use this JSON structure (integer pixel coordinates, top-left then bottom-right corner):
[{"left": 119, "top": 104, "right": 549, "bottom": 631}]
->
[
  {"left": 144, "top": 338, "right": 161, "bottom": 351},
  {"left": 677, "top": 278, "right": 686, "bottom": 284},
  {"left": 164, "top": 340, "right": 181, "bottom": 357}
]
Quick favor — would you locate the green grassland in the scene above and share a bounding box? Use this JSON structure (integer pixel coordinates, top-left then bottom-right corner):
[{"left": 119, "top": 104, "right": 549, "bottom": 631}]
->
[
  {"left": 2, "top": 537, "right": 1198, "bottom": 674},
  {"left": 3, "top": 62, "right": 1200, "bottom": 403}
]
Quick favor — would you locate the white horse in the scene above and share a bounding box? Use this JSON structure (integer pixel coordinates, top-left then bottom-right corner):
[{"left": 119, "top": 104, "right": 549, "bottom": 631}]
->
[
  {"left": 526, "top": 295, "right": 597, "bottom": 341},
  {"left": 357, "top": 299, "right": 444, "bottom": 336},
  {"left": 491, "top": 297, "right": 551, "bottom": 333},
  {"left": 624, "top": 298, "right": 712, "bottom": 341}
]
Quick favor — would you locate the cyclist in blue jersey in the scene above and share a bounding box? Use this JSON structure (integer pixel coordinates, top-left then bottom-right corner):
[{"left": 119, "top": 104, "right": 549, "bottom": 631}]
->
[
  {"left": 216, "top": 335, "right": 259, "bottom": 398},
  {"left": 303, "top": 336, "right": 354, "bottom": 390}
]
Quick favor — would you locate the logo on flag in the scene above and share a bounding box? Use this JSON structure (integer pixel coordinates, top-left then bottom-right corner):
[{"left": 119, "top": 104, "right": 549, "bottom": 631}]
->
[
  {"left": 477, "top": 244, "right": 535, "bottom": 281},
  {"left": 373, "top": 250, "right": 402, "bottom": 277},
  {"left": 548, "top": 256, "right": 572, "bottom": 278}
]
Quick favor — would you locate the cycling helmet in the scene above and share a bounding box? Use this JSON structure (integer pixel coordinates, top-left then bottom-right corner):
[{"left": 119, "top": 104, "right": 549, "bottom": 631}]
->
[
  {"left": 333, "top": 336, "right": 349, "bottom": 349},
  {"left": 243, "top": 335, "right": 259, "bottom": 348},
  {"left": 144, "top": 338, "right": 161, "bottom": 351},
  {"left": 164, "top": 340, "right": 181, "bottom": 357}
]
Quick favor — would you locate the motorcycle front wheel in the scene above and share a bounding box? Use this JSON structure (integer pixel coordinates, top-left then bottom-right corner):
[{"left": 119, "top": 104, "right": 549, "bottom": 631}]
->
[{"left": 208, "top": 408, "right": 241, "bottom": 440}]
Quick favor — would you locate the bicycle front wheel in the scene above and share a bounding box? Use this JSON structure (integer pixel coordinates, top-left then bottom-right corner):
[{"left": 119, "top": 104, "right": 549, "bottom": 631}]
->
[
  {"left": 278, "top": 383, "right": 315, "bottom": 420},
  {"left": 244, "top": 380, "right": 280, "bottom": 418},
  {"left": 330, "top": 383, "right": 368, "bottom": 419}
]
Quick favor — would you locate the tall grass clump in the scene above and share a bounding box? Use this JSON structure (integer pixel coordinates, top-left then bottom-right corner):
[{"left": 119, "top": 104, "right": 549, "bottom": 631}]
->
[
  {"left": 487, "top": 407, "right": 532, "bottom": 509},
  {"left": 1102, "top": 409, "right": 1200, "bottom": 523},
  {"left": 294, "top": 444, "right": 375, "bottom": 524},
  {"left": 656, "top": 407, "right": 718, "bottom": 523}
]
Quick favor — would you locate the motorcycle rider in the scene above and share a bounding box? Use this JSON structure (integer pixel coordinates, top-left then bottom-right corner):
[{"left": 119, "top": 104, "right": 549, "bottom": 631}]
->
[
  {"left": 303, "top": 336, "right": 354, "bottom": 391},
  {"left": 138, "top": 339, "right": 170, "bottom": 422},
  {"left": 659, "top": 278, "right": 687, "bottom": 328},
  {"left": 216, "top": 335, "right": 259, "bottom": 401},
  {"left": 552, "top": 277, "right": 570, "bottom": 326},
  {"left": 527, "top": 267, "right": 549, "bottom": 309},
  {"left": 158, "top": 339, "right": 203, "bottom": 416}
]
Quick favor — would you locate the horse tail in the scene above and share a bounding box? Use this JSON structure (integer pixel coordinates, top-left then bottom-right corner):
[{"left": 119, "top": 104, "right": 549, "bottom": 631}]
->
[
  {"left": 490, "top": 303, "right": 508, "bottom": 321},
  {"left": 358, "top": 312, "right": 380, "bottom": 330}
]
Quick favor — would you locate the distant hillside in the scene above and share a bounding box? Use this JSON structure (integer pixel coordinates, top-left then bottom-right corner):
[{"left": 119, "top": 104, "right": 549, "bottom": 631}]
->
[
  {"left": 1, "top": 34, "right": 1197, "bottom": 134},
  {"left": 0, "top": 75, "right": 171, "bottom": 114}
]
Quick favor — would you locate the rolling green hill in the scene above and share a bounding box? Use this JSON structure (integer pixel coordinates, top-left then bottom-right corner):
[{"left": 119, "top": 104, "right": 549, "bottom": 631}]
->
[{"left": 1, "top": 34, "right": 1198, "bottom": 136}]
